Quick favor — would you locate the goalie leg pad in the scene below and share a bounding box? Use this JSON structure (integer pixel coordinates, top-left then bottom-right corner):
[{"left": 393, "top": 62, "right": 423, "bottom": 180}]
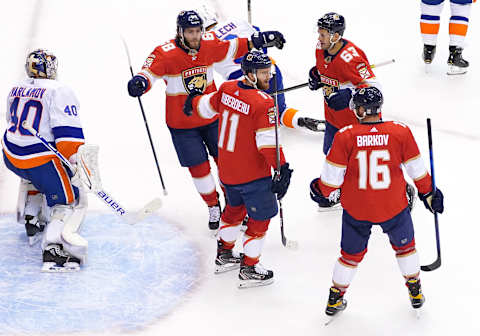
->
[
  {"left": 42, "top": 190, "right": 88, "bottom": 265},
  {"left": 16, "top": 179, "right": 43, "bottom": 224}
]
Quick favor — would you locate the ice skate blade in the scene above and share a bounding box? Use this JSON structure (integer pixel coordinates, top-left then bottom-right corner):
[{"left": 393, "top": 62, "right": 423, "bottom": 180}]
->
[
  {"left": 238, "top": 278, "right": 274, "bottom": 289},
  {"left": 424, "top": 63, "right": 433, "bottom": 74},
  {"left": 324, "top": 311, "right": 343, "bottom": 326},
  {"left": 28, "top": 233, "right": 42, "bottom": 246},
  {"left": 414, "top": 307, "right": 423, "bottom": 319},
  {"left": 214, "top": 263, "right": 241, "bottom": 274},
  {"left": 447, "top": 65, "right": 467, "bottom": 75},
  {"left": 41, "top": 262, "right": 80, "bottom": 273}
]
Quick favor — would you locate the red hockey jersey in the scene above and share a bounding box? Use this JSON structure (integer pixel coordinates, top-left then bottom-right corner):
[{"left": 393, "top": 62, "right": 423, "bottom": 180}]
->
[
  {"left": 193, "top": 80, "right": 286, "bottom": 185},
  {"left": 138, "top": 32, "right": 249, "bottom": 129},
  {"left": 315, "top": 39, "right": 377, "bottom": 129},
  {"left": 318, "top": 121, "right": 432, "bottom": 223}
]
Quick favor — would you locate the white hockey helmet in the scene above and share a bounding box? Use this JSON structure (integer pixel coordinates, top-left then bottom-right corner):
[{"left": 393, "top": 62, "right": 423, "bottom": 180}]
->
[
  {"left": 25, "top": 49, "right": 58, "bottom": 80},
  {"left": 196, "top": 3, "right": 218, "bottom": 30}
]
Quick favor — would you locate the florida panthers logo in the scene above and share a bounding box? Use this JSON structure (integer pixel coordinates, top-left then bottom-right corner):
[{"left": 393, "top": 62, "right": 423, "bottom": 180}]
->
[
  {"left": 267, "top": 106, "right": 276, "bottom": 124},
  {"left": 182, "top": 66, "right": 208, "bottom": 94},
  {"left": 320, "top": 75, "right": 339, "bottom": 98}
]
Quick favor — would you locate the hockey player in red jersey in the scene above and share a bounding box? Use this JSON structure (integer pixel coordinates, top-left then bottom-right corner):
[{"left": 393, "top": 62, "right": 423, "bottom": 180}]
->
[
  {"left": 184, "top": 50, "right": 293, "bottom": 288},
  {"left": 308, "top": 12, "right": 379, "bottom": 155},
  {"left": 309, "top": 87, "right": 444, "bottom": 315},
  {"left": 127, "top": 10, "right": 285, "bottom": 232}
]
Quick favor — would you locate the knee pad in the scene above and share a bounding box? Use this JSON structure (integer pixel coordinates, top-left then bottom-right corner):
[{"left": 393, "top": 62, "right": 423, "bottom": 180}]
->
[
  {"left": 221, "top": 204, "right": 247, "bottom": 225},
  {"left": 339, "top": 248, "right": 368, "bottom": 267},
  {"left": 245, "top": 218, "right": 270, "bottom": 238}
]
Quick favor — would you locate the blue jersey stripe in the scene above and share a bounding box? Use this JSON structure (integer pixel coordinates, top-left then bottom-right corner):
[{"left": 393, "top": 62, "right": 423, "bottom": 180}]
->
[
  {"left": 52, "top": 126, "right": 84, "bottom": 140},
  {"left": 3, "top": 132, "right": 54, "bottom": 156}
]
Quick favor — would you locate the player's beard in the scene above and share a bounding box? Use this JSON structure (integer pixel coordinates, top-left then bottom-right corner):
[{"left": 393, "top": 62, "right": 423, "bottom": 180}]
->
[
  {"left": 186, "top": 38, "right": 201, "bottom": 50},
  {"left": 257, "top": 78, "right": 270, "bottom": 91}
]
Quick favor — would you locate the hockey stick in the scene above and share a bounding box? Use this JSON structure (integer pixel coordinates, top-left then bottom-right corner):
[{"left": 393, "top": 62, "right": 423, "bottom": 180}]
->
[
  {"left": 22, "top": 121, "right": 162, "bottom": 225},
  {"left": 271, "top": 59, "right": 396, "bottom": 96},
  {"left": 272, "top": 70, "right": 298, "bottom": 250},
  {"left": 247, "top": 0, "right": 252, "bottom": 24},
  {"left": 121, "top": 37, "right": 168, "bottom": 196},
  {"left": 421, "top": 118, "right": 441, "bottom": 271}
]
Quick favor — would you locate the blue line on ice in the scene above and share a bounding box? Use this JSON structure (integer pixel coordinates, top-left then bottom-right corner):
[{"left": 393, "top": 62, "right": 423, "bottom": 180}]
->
[{"left": 0, "top": 213, "right": 199, "bottom": 334}]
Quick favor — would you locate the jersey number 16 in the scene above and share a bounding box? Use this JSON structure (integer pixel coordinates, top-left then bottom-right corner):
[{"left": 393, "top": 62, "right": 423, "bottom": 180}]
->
[{"left": 355, "top": 149, "right": 391, "bottom": 190}]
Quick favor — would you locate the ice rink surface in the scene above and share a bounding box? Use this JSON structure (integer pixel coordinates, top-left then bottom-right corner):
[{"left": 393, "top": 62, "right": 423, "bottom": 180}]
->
[{"left": 0, "top": 0, "right": 479, "bottom": 335}]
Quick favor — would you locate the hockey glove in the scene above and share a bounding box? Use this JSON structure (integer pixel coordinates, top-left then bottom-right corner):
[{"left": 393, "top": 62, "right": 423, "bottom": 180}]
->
[
  {"left": 419, "top": 188, "right": 444, "bottom": 214},
  {"left": 298, "top": 117, "right": 325, "bottom": 132},
  {"left": 326, "top": 88, "right": 352, "bottom": 111},
  {"left": 251, "top": 31, "right": 286, "bottom": 50},
  {"left": 308, "top": 66, "right": 321, "bottom": 91},
  {"left": 127, "top": 75, "right": 148, "bottom": 97},
  {"left": 183, "top": 89, "right": 203, "bottom": 116},
  {"left": 309, "top": 178, "right": 339, "bottom": 207},
  {"left": 271, "top": 163, "right": 293, "bottom": 200}
]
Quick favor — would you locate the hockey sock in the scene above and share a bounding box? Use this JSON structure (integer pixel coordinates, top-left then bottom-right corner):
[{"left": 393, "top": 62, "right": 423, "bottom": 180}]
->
[
  {"left": 449, "top": 2, "right": 471, "bottom": 47},
  {"left": 25, "top": 190, "right": 43, "bottom": 217},
  {"left": 420, "top": 0, "right": 445, "bottom": 45},
  {"left": 188, "top": 161, "right": 218, "bottom": 206},
  {"left": 218, "top": 204, "right": 247, "bottom": 245},
  {"left": 242, "top": 218, "right": 270, "bottom": 266},
  {"left": 332, "top": 249, "right": 367, "bottom": 293},
  {"left": 391, "top": 240, "right": 420, "bottom": 279}
]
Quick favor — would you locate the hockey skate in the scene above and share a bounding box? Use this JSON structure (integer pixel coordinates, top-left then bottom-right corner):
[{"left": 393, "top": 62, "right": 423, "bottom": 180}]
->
[
  {"left": 447, "top": 46, "right": 469, "bottom": 75},
  {"left": 215, "top": 241, "right": 243, "bottom": 274},
  {"left": 298, "top": 117, "right": 326, "bottom": 132},
  {"left": 422, "top": 44, "right": 436, "bottom": 64},
  {"left": 42, "top": 244, "right": 81, "bottom": 273},
  {"left": 208, "top": 202, "right": 221, "bottom": 233},
  {"left": 24, "top": 215, "right": 45, "bottom": 246},
  {"left": 325, "top": 287, "right": 347, "bottom": 316},
  {"left": 406, "top": 183, "right": 416, "bottom": 212},
  {"left": 238, "top": 261, "right": 274, "bottom": 289},
  {"left": 406, "top": 278, "right": 425, "bottom": 309}
]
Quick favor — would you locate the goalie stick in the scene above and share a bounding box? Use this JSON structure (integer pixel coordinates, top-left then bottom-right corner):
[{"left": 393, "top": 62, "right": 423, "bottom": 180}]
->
[
  {"left": 272, "top": 70, "right": 298, "bottom": 250},
  {"left": 271, "top": 59, "right": 396, "bottom": 96},
  {"left": 22, "top": 121, "right": 161, "bottom": 225},
  {"left": 420, "top": 118, "right": 441, "bottom": 271}
]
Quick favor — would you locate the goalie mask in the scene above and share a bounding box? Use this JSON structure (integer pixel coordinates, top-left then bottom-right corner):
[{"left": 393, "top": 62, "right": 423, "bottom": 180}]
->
[{"left": 25, "top": 49, "right": 58, "bottom": 80}]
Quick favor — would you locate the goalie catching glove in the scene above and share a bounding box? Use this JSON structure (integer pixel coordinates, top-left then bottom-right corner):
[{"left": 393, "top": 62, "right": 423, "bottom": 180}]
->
[{"left": 69, "top": 145, "right": 102, "bottom": 192}]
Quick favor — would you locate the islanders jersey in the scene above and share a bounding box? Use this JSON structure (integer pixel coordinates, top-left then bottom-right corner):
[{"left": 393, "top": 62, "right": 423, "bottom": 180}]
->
[
  {"left": 2, "top": 78, "right": 84, "bottom": 169},
  {"left": 210, "top": 18, "right": 259, "bottom": 80},
  {"left": 315, "top": 39, "right": 377, "bottom": 129},
  {"left": 319, "top": 121, "right": 432, "bottom": 223},
  {"left": 137, "top": 33, "right": 249, "bottom": 129},
  {"left": 193, "top": 80, "right": 286, "bottom": 185}
]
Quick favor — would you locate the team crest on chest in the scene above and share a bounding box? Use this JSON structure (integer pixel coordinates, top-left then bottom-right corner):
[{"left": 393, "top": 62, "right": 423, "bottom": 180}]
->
[
  {"left": 320, "top": 75, "right": 339, "bottom": 98},
  {"left": 182, "top": 66, "right": 208, "bottom": 94}
]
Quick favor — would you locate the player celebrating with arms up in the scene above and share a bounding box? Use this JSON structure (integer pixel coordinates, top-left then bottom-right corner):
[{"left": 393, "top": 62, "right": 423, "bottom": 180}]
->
[
  {"left": 184, "top": 50, "right": 293, "bottom": 288},
  {"left": 127, "top": 10, "right": 285, "bottom": 233},
  {"left": 309, "top": 87, "right": 444, "bottom": 315}
]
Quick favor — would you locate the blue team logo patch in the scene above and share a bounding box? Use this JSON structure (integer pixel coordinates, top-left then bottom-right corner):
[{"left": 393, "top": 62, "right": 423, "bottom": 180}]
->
[
  {"left": 182, "top": 66, "right": 208, "bottom": 94},
  {"left": 0, "top": 213, "right": 199, "bottom": 334}
]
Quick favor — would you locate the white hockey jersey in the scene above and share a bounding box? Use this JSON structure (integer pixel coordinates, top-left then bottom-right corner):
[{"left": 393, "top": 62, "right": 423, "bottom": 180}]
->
[
  {"left": 2, "top": 78, "right": 84, "bottom": 169},
  {"left": 210, "top": 18, "right": 259, "bottom": 80}
]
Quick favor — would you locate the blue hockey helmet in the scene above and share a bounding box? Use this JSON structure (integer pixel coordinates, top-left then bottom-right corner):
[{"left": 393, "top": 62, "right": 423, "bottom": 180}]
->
[
  {"left": 241, "top": 50, "right": 272, "bottom": 76},
  {"left": 352, "top": 87, "right": 383, "bottom": 116},
  {"left": 25, "top": 49, "right": 58, "bottom": 80},
  {"left": 177, "top": 10, "right": 204, "bottom": 31},
  {"left": 317, "top": 12, "right": 346, "bottom": 36}
]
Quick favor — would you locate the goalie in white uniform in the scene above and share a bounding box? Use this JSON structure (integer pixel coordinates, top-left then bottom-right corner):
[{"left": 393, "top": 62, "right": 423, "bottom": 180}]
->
[{"left": 2, "top": 49, "right": 89, "bottom": 272}]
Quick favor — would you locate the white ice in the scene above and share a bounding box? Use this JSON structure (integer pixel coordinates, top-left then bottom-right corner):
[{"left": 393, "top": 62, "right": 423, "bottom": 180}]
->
[{"left": 0, "top": 0, "right": 479, "bottom": 335}]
